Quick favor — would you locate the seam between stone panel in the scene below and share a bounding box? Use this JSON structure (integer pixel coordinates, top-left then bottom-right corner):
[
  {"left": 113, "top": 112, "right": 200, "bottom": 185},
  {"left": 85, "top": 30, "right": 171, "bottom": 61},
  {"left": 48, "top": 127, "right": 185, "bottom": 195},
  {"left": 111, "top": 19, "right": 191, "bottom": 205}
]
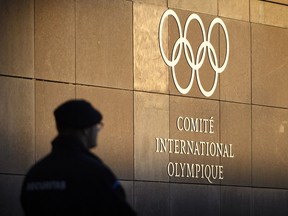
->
[
  {"left": 34, "top": 0, "right": 37, "bottom": 165},
  {"left": 131, "top": 0, "right": 136, "bottom": 209},
  {"left": 74, "top": 0, "right": 76, "bottom": 96},
  {"left": 260, "top": 0, "right": 288, "bottom": 6},
  {"left": 250, "top": 21, "right": 253, "bottom": 214}
]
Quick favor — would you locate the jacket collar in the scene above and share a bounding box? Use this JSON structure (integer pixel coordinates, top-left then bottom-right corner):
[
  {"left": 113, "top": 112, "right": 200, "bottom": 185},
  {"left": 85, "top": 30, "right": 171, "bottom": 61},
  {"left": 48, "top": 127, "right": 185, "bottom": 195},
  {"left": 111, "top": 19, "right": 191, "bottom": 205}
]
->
[{"left": 52, "top": 135, "right": 88, "bottom": 153}]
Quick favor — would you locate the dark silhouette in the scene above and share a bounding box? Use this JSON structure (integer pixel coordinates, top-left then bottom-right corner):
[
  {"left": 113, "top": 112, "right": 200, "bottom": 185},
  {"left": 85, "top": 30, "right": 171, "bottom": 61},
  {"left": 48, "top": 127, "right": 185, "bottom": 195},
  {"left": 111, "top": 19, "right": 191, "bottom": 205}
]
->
[{"left": 21, "top": 99, "right": 137, "bottom": 215}]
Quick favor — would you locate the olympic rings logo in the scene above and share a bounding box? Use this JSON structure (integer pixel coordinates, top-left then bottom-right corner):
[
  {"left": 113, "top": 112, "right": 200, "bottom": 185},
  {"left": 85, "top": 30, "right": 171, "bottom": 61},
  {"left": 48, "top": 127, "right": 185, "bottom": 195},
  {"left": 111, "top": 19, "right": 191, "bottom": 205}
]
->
[{"left": 159, "top": 9, "right": 229, "bottom": 97}]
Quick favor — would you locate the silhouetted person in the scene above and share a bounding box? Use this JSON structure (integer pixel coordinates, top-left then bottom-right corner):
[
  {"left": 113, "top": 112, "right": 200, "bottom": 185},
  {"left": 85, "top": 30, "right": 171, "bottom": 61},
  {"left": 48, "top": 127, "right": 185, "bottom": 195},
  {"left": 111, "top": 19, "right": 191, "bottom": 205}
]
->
[{"left": 21, "top": 99, "right": 137, "bottom": 215}]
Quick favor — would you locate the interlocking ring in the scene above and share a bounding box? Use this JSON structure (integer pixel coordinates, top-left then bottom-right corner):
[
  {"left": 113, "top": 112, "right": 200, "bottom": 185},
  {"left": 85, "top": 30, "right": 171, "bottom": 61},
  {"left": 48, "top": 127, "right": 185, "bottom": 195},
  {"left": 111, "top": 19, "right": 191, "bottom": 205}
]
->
[{"left": 159, "top": 9, "right": 229, "bottom": 97}]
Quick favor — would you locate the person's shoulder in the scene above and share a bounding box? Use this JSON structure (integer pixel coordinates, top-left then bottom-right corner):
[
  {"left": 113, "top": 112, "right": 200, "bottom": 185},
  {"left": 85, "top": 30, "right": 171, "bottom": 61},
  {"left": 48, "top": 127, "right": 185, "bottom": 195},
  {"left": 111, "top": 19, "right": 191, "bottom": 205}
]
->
[
  {"left": 78, "top": 151, "right": 118, "bottom": 180},
  {"left": 25, "top": 153, "right": 54, "bottom": 176},
  {"left": 77, "top": 151, "right": 109, "bottom": 172}
]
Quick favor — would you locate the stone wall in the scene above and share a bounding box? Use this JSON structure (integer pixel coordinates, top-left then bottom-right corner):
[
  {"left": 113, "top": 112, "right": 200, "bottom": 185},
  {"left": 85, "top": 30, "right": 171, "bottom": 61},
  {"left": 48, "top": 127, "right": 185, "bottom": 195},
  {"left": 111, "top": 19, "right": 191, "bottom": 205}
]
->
[{"left": 0, "top": 0, "right": 287, "bottom": 215}]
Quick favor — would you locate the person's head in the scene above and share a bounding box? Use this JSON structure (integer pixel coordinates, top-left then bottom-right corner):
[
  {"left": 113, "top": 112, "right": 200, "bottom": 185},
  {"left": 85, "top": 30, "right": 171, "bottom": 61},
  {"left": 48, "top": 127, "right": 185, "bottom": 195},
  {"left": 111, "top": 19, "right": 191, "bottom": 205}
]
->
[{"left": 53, "top": 99, "right": 103, "bottom": 149}]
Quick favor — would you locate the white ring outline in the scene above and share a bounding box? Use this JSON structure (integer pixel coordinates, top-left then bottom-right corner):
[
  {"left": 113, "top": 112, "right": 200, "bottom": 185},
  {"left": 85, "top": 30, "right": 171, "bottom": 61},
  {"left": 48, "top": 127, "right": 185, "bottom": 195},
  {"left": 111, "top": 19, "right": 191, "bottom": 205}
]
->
[{"left": 159, "top": 9, "right": 229, "bottom": 97}]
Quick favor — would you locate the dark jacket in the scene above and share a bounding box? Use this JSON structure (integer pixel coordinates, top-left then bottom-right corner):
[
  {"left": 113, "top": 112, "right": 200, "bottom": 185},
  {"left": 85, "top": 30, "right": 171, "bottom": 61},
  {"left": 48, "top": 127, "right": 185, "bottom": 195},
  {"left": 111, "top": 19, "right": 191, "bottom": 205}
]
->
[{"left": 21, "top": 135, "right": 137, "bottom": 216}]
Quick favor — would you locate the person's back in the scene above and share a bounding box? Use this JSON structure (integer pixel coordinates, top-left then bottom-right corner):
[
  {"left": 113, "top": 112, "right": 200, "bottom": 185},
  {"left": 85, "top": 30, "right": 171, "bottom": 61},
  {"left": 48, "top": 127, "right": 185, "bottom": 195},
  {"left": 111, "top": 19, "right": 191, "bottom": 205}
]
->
[{"left": 20, "top": 100, "right": 137, "bottom": 215}]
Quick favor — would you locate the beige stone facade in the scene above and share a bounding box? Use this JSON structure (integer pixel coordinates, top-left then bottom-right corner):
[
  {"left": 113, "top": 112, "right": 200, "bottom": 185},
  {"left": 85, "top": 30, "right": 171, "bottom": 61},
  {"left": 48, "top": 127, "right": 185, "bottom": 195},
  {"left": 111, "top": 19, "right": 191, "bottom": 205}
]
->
[{"left": 0, "top": 0, "right": 287, "bottom": 215}]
